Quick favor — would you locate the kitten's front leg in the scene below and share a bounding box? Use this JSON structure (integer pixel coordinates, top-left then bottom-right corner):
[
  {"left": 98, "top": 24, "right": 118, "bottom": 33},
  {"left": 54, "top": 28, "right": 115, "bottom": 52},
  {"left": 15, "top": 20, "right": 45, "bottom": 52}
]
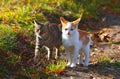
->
[
  {"left": 71, "top": 48, "right": 79, "bottom": 67},
  {"left": 77, "top": 52, "right": 83, "bottom": 65},
  {"left": 66, "top": 51, "right": 71, "bottom": 66},
  {"left": 34, "top": 45, "right": 40, "bottom": 62},
  {"left": 83, "top": 46, "right": 90, "bottom": 66},
  {"left": 55, "top": 47, "right": 59, "bottom": 59}
]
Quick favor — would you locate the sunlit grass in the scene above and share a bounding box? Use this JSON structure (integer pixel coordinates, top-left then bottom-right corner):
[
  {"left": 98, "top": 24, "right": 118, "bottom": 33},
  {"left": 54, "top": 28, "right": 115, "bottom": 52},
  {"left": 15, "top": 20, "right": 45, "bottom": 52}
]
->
[
  {"left": 0, "top": 0, "right": 109, "bottom": 29},
  {"left": 98, "top": 55, "right": 111, "bottom": 65},
  {"left": 47, "top": 60, "right": 66, "bottom": 73},
  {"left": 0, "top": 25, "right": 17, "bottom": 51},
  {"left": 96, "top": 53, "right": 120, "bottom": 68}
]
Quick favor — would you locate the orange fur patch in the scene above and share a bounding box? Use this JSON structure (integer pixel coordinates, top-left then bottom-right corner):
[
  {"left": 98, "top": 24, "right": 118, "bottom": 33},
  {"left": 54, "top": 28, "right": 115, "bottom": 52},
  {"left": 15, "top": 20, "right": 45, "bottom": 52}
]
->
[
  {"left": 78, "top": 29, "right": 90, "bottom": 45},
  {"left": 71, "top": 23, "right": 77, "bottom": 29},
  {"left": 62, "top": 22, "right": 68, "bottom": 30}
]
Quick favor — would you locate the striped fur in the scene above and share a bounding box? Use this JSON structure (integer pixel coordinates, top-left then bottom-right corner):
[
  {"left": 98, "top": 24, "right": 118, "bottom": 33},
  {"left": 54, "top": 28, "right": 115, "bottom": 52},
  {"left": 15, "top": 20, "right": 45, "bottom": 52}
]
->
[{"left": 34, "top": 21, "right": 61, "bottom": 61}]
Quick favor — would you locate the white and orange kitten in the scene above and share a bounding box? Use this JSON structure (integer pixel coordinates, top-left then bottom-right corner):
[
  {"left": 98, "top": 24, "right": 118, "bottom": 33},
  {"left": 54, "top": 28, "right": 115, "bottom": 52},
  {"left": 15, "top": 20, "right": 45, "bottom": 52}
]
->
[{"left": 60, "top": 17, "right": 91, "bottom": 67}]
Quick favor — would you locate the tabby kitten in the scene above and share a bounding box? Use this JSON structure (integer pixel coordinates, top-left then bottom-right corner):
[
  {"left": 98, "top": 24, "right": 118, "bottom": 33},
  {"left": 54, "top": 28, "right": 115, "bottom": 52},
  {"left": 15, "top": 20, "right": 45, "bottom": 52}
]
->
[
  {"left": 34, "top": 20, "right": 61, "bottom": 61},
  {"left": 60, "top": 17, "right": 91, "bottom": 67}
]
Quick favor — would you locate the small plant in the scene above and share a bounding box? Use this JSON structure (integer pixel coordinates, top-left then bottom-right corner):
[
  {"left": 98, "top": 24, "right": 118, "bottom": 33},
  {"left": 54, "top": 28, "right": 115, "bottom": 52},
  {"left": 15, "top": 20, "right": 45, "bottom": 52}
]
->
[
  {"left": 97, "top": 55, "right": 111, "bottom": 66},
  {"left": 97, "top": 53, "right": 120, "bottom": 68},
  {"left": 47, "top": 60, "right": 66, "bottom": 74}
]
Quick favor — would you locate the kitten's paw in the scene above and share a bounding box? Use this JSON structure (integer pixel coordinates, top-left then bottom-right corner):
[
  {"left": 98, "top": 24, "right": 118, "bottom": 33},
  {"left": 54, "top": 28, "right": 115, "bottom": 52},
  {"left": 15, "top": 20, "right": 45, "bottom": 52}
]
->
[
  {"left": 77, "top": 61, "right": 83, "bottom": 65},
  {"left": 77, "top": 62, "right": 80, "bottom": 65},
  {"left": 77, "top": 61, "right": 84, "bottom": 66},
  {"left": 70, "top": 63, "right": 76, "bottom": 67},
  {"left": 67, "top": 62, "right": 71, "bottom": 67}
]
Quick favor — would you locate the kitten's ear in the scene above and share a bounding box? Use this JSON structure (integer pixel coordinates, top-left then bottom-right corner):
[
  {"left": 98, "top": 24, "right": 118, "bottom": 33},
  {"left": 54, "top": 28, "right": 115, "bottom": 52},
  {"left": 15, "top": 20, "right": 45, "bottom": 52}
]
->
[
  {"left": 72, "top": 18, "right": 81, "bottom": 25},
  {"left": 72, "top": 18, "right": 81, "bottom": 28},
  {"left": 34, "top": 20, "right": 41, "bottom": 28},
  {"left": 34, "top": 20, "right": 39, "bottom": 27},
  {"left": 60, "top": 17, "right": 68, "bottom": 25}
]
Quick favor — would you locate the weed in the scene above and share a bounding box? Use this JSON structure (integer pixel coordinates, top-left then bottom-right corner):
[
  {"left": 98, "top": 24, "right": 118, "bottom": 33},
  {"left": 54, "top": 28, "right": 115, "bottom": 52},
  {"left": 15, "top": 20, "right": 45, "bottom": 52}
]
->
[{"left": 47, "top": 60, "right": 66, "bottom": 73}]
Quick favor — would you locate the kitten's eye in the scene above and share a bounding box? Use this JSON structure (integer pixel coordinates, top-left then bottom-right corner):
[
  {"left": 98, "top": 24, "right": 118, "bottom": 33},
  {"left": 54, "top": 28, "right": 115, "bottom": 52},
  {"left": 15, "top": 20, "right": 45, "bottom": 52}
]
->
[
  {"left": 71, "top": 28, "right": 73, "bottom": 31},
  {"left": 65, "top": 28, "right": 68, "bottom": 31}
]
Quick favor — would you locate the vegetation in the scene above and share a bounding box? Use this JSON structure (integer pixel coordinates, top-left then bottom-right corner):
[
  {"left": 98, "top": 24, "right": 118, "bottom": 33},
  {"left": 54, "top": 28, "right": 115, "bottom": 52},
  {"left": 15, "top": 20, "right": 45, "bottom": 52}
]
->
[
  {"left": 0, "top": 0, "right": 120, "bottom": 79},
  {"left": 1, "top": 0, "right": 117, "bottom": 28},
  {"left": 0, "top": 25, "right": 17, "bottom": 51}
]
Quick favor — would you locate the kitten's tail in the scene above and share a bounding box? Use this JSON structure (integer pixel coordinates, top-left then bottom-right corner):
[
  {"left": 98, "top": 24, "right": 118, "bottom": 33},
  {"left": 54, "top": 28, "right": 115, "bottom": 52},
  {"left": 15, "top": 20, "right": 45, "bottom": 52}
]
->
[{"left": 87, "top": 32, "right": 93, "bottom": 46}]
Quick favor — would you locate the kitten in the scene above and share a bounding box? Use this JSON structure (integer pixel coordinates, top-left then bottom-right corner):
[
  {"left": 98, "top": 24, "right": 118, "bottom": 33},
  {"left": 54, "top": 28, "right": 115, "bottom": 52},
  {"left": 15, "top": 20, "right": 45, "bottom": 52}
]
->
[
  {"left": 60, "top": 17, "right": 91, "bottom": 67},
  {"left": 34, "top": 20, "right": 61, "bottom": 61}
]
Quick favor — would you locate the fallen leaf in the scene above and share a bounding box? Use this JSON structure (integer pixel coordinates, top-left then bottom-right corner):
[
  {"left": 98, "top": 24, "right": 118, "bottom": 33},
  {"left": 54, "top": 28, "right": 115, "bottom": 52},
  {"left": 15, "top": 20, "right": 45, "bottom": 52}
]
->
[
  {"left": 99, "top": 50, "right": 105, "bottom": 54},
  {"left": 90, "top": 52, "right": 96, "bottom": 56},
  {"left": 12, "top": 25, "right": 19, "bottom": 30},
  {"left": 56, "top": 69, "right": 63, "bottom": 74},
  {"left": 31, "top": 73, "right": 36, "bottom": 77}
]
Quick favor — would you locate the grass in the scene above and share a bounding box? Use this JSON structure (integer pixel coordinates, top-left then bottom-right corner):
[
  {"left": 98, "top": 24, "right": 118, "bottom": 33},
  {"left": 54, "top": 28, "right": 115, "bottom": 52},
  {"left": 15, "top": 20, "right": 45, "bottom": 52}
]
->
[
  {"left": 47, "top": 60, "right": 66, "bottom": 73},
  {"left": 13, "top": 60, "right": 67, "bottom": 79},
  {"left": 0, "top": 0, "right": 112, "bottom": 28},
  {"left": 0, "top": 25, "right": 17, "bottom": 51},
  {"left": 109, "top": 61, "right": 120, "bottom": 68},
  {"left": 96, "top": 53, "right": 120, "bottom": 68}
]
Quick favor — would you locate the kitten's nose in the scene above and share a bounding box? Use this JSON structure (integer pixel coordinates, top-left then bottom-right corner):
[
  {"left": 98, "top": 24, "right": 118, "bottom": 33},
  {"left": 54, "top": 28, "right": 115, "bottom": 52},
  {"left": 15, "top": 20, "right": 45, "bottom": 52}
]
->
[{"left": 68, "top": 32, "right": 70, "bottom": 35}]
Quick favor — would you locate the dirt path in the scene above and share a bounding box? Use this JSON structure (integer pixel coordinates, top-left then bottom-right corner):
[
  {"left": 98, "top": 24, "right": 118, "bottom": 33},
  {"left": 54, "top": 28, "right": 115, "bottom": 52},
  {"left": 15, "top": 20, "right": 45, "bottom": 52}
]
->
[{"left": 59, "top": 66, "right": 120, "bottom": 79}]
